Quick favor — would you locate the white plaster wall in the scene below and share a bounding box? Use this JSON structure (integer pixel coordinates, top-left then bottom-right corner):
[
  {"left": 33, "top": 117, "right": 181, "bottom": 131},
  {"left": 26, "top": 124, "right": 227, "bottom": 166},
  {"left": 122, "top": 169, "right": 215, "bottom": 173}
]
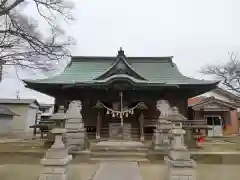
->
[
  {"left": 25, "top": 103, "right": 38, "bottom": 136},
  {"left": 0, "top": 115, "right": 13, "bottom": 134},
  {"left": 8, "top": 105, "right": 28, "bottom": 135},
  {"left": 1, "top": 103, "right": 39, "bottom": 137}
]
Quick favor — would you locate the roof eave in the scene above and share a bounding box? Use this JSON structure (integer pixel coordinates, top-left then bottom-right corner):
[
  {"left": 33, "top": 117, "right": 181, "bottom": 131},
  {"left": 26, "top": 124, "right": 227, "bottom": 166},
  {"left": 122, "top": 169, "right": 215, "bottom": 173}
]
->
[
  {"left": 24, "top": 79, "right": 219, "bottom": 90},
  {"left": 214, "top": 87, "right": 240, "bottom": 100}
]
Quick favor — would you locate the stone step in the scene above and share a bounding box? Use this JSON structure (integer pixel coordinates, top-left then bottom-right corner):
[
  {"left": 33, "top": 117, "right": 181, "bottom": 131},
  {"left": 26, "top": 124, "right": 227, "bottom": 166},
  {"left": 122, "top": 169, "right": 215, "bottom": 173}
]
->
[
  {"left": 101, "top": 128, "right": 140, "bottom": 132},
  {"left": 92, "top": 136, "right": 141, "bottom": 140},
  {"left": 99, "top": 132, "right": 140, "bottom": 135},
  {"left": 90, "top": 138, "right": 142, "bottom": 141},
  {"left": 102, "top": 125, "right": 140, "bottom": 128},
  {"left": 98, "top": 135, "right": 140, "bottom": 139},
  {"left": 91, "top": 151, "right": 147, "bottom": 158},
  {"left": 89, "top": 131, "right": 139, "bottom": 133},
  {"left": 91, "top": 146, "right": 148, "bottom": 153},
  {"left": 90, "top": 157, "right": 149, "bottom": 162},
  {"left": 100, "top": 127, "right": 139, "bottom": 130},
  {"left": 99, "top": 132, "right": 139, "bottom": 134},
  {"left": 100, "top": 131, "right": 140, "bottom": 137},
  {"left": 100, "top": 130, "right": 140, "bottom": 133},
  {"left": 91, "top": 142, "right": 149, "bottom": 152},
  {"left": 88, "top": 131, "right": 140, "bottom": 135},
  {"left": 88, "top": 136, "right": 142, "bottom": 141},
  {"left": 99, "top": 133, "right": 140, "bottom": 137}
]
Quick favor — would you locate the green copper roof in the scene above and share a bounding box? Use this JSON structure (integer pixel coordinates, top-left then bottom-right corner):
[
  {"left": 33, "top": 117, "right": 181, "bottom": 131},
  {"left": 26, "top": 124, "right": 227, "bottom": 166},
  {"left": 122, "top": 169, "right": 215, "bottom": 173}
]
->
[
  {"left": 26, "top": 61, "right": 113, "bottom": 84},
  {"left": 23, "top": 49, "right": 218, "bottom": 86}
]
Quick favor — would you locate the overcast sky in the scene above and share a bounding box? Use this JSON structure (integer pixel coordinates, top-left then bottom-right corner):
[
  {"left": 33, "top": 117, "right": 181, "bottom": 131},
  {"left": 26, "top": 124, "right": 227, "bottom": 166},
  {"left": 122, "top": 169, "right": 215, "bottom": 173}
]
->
[{"left": 0, "top": 0, "right": 240, "bottom": 104}]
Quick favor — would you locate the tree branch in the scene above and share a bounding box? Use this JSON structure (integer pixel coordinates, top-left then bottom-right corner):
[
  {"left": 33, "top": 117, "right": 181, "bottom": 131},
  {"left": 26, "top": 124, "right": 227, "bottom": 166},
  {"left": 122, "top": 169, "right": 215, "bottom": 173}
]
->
[
  {"left": 201, "top": 52, "right": 240, "bottom": 94},
  {"left": 0, "top": 0, "right": 74, "bottom": 81},
  {"left": 0, "top": 0, "right": 24, "bottom": 16}
]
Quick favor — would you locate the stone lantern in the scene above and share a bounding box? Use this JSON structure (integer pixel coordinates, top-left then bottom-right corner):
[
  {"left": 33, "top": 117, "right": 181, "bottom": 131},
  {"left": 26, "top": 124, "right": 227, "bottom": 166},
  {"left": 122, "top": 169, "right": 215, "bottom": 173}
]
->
[
  {"left": 167, "top": 107, "right": 187, "bottom": 144},
  {"left": 168, "top": 106, "right": 195, "bottom": 148},
  {"left": 164, "top": 114, "right": 196, "bottom": 180},
  {"left": 39, "top": 128, "right": 72, "bottom": 180},
  {"left": 45, "top": 106, "right": 66, "bottom": 147},
  {"left": 50, "top": 106, "right": 66, "bottom": 128}
]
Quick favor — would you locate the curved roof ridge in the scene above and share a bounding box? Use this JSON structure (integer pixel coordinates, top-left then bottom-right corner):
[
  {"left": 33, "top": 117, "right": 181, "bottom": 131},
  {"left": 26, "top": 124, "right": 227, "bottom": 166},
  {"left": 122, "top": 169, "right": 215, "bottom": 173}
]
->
[
  {"left": 93, "top": 50, "right": 147, "bottom": 81},
  {"left": 94, "top": 74, "right": 148, "bottom": 83}
]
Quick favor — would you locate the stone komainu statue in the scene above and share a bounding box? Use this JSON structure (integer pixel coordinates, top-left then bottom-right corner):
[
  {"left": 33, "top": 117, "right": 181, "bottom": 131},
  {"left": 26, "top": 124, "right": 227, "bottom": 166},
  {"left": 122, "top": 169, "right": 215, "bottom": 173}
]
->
[{"left": 65, "top": 100, "right": 88, "bottom": 151}]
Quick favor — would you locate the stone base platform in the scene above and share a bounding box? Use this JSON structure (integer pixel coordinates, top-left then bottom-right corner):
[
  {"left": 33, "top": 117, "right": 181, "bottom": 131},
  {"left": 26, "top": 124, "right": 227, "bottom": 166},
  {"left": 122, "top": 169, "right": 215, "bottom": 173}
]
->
[
  {"left": 95, "top": 140, "right": 145, "bottom": 147},
  {"left": 91, "top": 141, "right": 149, "bottom": 152},
  {"left": 148, "top": 151, "right": 240, "bottom": 164},
  {"left": 90, "top": 141, "right": 149, "bottom": 162},
  {"left": 1, "top": 150, "right": 240, "bottom": 164},
  {"left": 1, "top": 139, "right": 240, "bottom": 164}
]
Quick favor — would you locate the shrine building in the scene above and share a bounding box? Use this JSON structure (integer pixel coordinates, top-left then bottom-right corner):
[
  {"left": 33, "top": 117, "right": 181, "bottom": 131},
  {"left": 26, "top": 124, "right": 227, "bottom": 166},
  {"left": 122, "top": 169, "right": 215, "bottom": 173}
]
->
[{"left": 23, "top": 48, "right": 219, "bottom": 140}]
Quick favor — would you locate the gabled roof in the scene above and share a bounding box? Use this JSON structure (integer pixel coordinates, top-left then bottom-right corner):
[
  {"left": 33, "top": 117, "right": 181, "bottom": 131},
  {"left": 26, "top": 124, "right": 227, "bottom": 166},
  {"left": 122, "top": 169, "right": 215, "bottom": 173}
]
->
[
  {"left": 23, "top": 49, "right": 218, "bottom": 88},
  {"left": 0, "top": 106, "right": 19, "bottom": 116},
  {"left": 94, "top": 49, "right": 147, "bottom": 81},
  {"left": 189, "top": 96, "right": 239, "bottom": 110},
  {"left": 213, "top": 87, "right": 240, "bottom": 101},
  {"left": 0, "top": 99, "right": 39, "bottom": 106}
]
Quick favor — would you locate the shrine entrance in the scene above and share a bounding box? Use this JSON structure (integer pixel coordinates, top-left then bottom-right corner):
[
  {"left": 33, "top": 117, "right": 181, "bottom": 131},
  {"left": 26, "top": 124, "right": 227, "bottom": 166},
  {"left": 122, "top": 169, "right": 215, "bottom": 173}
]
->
[{"left": 93, "top": 92, "right": 147, "bottom": 141}]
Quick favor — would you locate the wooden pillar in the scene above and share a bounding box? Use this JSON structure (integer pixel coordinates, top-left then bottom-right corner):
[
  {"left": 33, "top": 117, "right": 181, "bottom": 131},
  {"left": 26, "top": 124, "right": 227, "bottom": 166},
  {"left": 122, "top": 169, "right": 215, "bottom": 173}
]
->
[
  {"left": 139, "top": 112, "right": 144, "bottom": 141},
  {"left": 96, "top": 111, "right": 101, "bottom": 140}
]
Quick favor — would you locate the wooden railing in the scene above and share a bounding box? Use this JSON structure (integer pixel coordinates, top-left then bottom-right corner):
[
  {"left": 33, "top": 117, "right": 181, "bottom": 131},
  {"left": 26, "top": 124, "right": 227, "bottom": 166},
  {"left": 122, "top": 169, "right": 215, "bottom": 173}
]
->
[{"left": 144, "top": 118, "right": 208, "bottom": 128}]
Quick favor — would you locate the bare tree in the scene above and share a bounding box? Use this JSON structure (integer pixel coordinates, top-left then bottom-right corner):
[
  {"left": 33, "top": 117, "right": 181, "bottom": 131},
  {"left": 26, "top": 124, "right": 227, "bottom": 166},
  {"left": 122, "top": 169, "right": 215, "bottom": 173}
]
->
[
  {"left": 0, "top": 0, "right": 74, "bottom": 81},
  {"left": 201, "top": 52, "right": 240, "bottom": 94}
]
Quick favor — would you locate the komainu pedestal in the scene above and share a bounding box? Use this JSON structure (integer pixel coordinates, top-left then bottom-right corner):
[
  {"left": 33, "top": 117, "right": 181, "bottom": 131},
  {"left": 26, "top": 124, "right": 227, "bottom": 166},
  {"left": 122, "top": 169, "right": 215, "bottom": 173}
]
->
[
  {"left": 154, "top": 117, "right": 172, "bottom": 153},
  {"left": 164, "top": 121, "right": 196, "bottom": 180},
  {"left": 153, "top": 100, "right": 172, "bottom": 153},
  {"left": 39, "top": 128, "right": 72, "bottom": 180},
  {"left": 65, "top": 101, "right": 86, "bottom": 152}
]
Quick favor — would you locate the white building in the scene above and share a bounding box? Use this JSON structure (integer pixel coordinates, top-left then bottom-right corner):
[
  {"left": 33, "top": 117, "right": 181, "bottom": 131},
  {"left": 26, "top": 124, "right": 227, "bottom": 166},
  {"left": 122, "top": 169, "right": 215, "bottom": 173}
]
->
[{"left": 0, "top": 99, "right": 39, "bottom": 137}]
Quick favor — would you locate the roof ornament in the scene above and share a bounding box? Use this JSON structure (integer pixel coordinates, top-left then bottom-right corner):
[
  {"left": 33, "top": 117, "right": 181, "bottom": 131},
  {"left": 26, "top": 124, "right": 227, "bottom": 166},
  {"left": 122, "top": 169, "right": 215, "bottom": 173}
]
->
[{"left": 118, "top": 47, "right": 125, "bottom": 56}]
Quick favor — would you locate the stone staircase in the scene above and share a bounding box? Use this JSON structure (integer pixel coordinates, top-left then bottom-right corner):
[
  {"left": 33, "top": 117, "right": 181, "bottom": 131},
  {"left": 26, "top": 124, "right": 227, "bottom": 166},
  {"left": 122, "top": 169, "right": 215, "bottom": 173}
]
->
[{"left": 90, "top": 141, "right": 149, "bottom": 162}]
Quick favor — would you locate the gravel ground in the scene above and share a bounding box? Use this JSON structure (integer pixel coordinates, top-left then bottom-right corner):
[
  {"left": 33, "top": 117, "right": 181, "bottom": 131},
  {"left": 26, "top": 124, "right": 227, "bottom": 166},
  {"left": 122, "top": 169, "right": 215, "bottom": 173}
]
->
[
  {"left": 139, "top": 164, "right": 240, "bottom": 180},
  {"left": 0, "top": 163, "right": 99, "bottom": 180},
  {"left": 0, "top": 163, "right": 240, "bottom": 180},
  {"left": 0, "top": 136, "right": 240, "bottom": 180}
]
